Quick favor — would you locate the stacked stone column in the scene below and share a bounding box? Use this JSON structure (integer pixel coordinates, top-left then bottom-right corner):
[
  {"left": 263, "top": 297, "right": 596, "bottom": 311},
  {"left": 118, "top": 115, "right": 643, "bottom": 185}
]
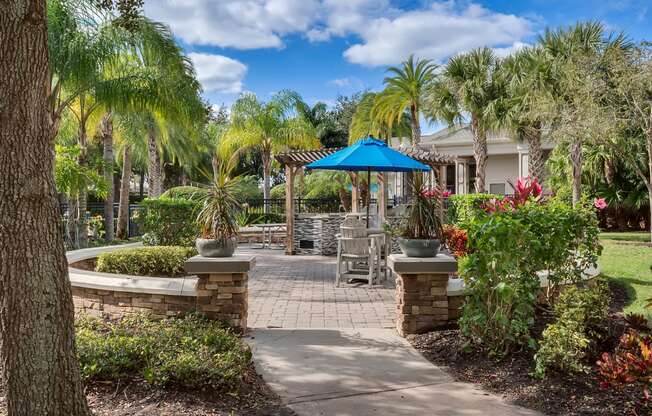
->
[
  {"left": 388, "top": 253, "right": 457, "bottom": 337},
  {"left": 185, "top": 255, "right": 254, "bottom": 333}
]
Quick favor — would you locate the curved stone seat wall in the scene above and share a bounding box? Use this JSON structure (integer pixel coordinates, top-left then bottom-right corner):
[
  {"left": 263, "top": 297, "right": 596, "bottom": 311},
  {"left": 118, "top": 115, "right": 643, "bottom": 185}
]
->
[{"left": 67, "top": 244, "right": 252, "bottom": 331}]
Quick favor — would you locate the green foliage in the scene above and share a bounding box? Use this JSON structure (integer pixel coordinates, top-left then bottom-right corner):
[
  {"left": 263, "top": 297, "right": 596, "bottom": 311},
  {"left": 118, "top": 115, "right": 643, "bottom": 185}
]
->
[
  {"left": 270, "top": 183, "right": 286, "bottom": 199},
  {"left": 400, "top": 175, "right": 443, "bottom": 239},
  {"left": 195, "top": 165, "right": 240, "bottom": 240},
  {"left": 534, "top": 281, "right": 610, "bottom": 377},
  {"left": 75, "top": 314, "right": 251, "bottom": 388},
  {"left": 233, "top": 175, "right": 263, "bottom": 200},
  {"left": 55, "top": 145, "right": 108, "bottom": 198},
  {"left": 234, "top": 211, "right": 264, "bottom": 227},
  {"left": 137, "top": 198, "right": 199, "bottom": 246},
  {"left": 458, "top": 199, "right": 602, "bottom": 355},
  {"left": 95, "top": 246, "right": 197, "bottom": 277},
  {"left": 446, "top": 194, "right": 498, "bottom": 224},
  {"left": 161, "top": 186, "right": 208, "bottom": 201}
]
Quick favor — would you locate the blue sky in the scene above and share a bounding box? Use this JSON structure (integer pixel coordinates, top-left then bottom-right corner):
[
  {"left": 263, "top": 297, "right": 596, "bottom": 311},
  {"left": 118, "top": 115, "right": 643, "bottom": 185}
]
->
[{"left": 145, "top": 0, "right": 652, "bottom": 133}]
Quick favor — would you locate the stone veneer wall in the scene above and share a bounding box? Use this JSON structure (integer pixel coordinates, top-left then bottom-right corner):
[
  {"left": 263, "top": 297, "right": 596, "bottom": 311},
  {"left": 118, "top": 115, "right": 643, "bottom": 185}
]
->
[
  {"left": 72, "top": 272, "right": 248, "bottom": 331},
  {"left": 395, "top": 273, "right": 450, "bottom": 336},
  {"left": 293, "top": 214, "right": 344, "bottom": 255},
  {"left": 72, "top": 287, "right": 195, "bottom": 319}
]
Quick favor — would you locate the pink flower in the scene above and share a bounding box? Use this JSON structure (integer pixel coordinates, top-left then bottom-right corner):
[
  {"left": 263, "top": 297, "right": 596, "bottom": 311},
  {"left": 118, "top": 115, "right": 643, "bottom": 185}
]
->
[
  {"left": 443, "top": 190, "right": 452, "bottom": 198},
  {"left": 513, "top": 176, "right": 542, "bottom": 206},
  {"left": 594, "top": 197, "right": 607, "bottom": 210}
]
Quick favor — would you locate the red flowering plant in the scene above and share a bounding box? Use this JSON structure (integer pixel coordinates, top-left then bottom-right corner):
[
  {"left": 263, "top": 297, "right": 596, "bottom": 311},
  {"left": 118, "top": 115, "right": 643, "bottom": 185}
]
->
[
  {"left": 482, "top": 176, "right": 543, "bottom": 214},
  {"left": 594, "top": 197, "right": 608, "bottom": 210}
]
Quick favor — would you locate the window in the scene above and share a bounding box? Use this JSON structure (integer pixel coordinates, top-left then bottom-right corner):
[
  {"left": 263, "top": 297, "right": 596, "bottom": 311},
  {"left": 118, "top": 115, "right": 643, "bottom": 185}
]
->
[{"left": 489, "top": 183, "right": 506, "bottom": 195}]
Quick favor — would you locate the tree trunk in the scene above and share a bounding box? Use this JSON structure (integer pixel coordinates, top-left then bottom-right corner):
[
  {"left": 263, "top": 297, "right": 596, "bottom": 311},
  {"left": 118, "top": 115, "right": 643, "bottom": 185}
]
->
[
  {"left": 262, "top": 152, "right": 271, "bottom": 214},
  {"left": 101, "top": 112, "right": 114, "bottom": 241},
  {"left": 470, "top": 115, "right": 487, "bottom": 193},
  {"left": 66, "top": 197, "right": 79, "bottom": 249},
  {"left": 116, "top": 146, "right": 132, "bottom": 240},
  {"left": 139, "top": 172, "right": 144, "bottom": 199},
  {"left": 0, "top": 2, "right": 92, "bottom": 414},
  {"left": 147, "top": 129, "right": 163, "bottom": 197},
  {"left": 526, "top": 124, "right": 545, "bottom": 184},
  {"left": 410, "top": 103, "right": 421, "bottom": 145},
  {"left": 570, "top": 137, "right": 582, "bottom": 206},
  {"left": 76, "top": 124, "right": 88, "bottom": 248}
]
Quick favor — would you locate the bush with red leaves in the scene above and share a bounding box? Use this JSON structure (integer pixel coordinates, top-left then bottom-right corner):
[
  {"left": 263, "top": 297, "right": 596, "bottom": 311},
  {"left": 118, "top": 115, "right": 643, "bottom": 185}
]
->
[
  {"left": 597, "top": 329, "right": 652, "bottom": 400},
  {"left": 442, "top": 224, "right": 469, "bottom": 258}
]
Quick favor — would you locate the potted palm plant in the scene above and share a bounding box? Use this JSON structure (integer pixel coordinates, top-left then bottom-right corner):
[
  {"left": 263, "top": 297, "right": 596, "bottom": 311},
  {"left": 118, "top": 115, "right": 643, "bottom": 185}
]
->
[
  {"left": 195, "top": 163, "right": 240, "bottom": 257},
  {"left": 395, "top": 174, "right": 443, "bottom": 257}
]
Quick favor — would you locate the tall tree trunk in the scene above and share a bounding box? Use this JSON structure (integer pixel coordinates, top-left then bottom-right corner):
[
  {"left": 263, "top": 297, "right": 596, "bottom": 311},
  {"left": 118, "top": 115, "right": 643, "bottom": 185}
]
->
[
  {"left": 470, "top": 115, "right": 487, "bottom": 193},
  {"left": 116, "top": 146, "right": 132, "bottom": 240},
  {"left": 526, "top": 124, "right": 545, "bottom": 184},
  {"left": 101, "top": 112, "right": 114, "bottom": 242},
  {"left": 570, "top": 137, "right": 582, "bottom": 206},
  {"left": 139, "top": 172, "right": 144, "bottom": 199},
  {"left": 76, "top": 125, "right": 88, "bottom": 248},
  {"left": 147, "top": 129, "right": 163, "bottom": 197},
  {"left": 180, "top": 170, "right": 188, "bottom": 186},
  {"left": 0, "top": 2, "right": 92, "bottom": 415},
  {"left": 67, "top": 197, "right": 79, "bottom": 249},
  {"left": 262, "top": 152, "right": 271, "bottom": 214},
  {"left": 410, "top": 103, "right": 421, "bottom": 145}
]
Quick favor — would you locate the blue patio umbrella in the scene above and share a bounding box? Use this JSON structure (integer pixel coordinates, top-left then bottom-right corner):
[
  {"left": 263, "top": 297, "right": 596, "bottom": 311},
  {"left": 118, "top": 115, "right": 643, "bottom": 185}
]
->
[{"left": 306, "top": 137, "right": 430, "bottom": 226}]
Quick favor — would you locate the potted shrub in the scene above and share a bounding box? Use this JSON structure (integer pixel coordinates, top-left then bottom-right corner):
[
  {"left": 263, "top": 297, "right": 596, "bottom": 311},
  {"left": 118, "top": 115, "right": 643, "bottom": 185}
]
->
[
  {"left": 195, "top": 165, "right": 240, "bottom": 257},
  {"left": 394, "top": 174, "right": 443, "bottom": 257}
]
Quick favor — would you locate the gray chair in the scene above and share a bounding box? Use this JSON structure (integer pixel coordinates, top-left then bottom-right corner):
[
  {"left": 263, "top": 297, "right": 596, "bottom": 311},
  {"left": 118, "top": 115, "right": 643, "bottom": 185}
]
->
[{"left": 335, "top": 218, "right": 377, "bottom": 287}]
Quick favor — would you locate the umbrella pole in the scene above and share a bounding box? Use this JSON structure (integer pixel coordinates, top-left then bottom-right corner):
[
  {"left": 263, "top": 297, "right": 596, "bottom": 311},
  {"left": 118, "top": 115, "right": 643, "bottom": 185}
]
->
[{"left": 366, "top": 168, "right": 371, "bottom": 228}]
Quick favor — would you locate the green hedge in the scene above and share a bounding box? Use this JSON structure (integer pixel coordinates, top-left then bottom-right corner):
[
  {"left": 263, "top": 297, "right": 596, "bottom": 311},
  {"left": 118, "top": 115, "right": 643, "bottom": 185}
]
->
[
  {"left": 161, "top": 186, "right": 208, "bottom": 201},
  {"left": 75, "top": 314, "right": 251, "bottom": 388},
  {"left": 534, "top": 280, "right": 610, "bottom": 377},
  {"left": 95, "top": 246, "right": 197, "bottom": 277},
  {"left": 137, "top": 197, "right": 200, "bottom": 246},
  {"left": 446, "top": 194, "right": 499, "bottom": 224}
]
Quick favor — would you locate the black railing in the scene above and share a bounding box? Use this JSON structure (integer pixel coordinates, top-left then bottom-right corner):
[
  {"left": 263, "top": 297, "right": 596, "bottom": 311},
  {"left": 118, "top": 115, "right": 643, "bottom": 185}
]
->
[
  {"left": 241, "top": 198, "right": 343, "bottom": 215},
  {"left": 59, "top": 202, "right": 142, "bottom": 238}
]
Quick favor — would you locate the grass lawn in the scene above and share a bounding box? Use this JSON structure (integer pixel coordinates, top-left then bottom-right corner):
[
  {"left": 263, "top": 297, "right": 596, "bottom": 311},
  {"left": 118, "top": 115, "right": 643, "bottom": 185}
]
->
[{"left": 599, "top": 232, "right": 652, "bottom": 317}]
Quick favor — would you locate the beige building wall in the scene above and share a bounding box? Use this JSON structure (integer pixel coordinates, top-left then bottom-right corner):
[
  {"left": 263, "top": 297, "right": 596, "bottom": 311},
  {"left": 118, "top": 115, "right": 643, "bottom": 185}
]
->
[{"left": 485, "top": 154, "right": 519, "bottom": 195}]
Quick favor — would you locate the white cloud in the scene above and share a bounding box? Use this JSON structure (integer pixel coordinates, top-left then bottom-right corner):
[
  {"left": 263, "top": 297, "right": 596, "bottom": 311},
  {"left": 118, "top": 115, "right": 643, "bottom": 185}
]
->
[
  {"left": 329, "top": 77, "right": 351, "bottom": 86},
  {"left": 341, "top": 3, "right": 533, "bottom": 66},
  {"left": 147, "top": 1, "right": 534, "bottom": 68},
  {"left": 189, "top": 53, "right": 247, "bottom": 93},
  {"left": 145, "top": 0, "right": 320, "bottom": 49}
]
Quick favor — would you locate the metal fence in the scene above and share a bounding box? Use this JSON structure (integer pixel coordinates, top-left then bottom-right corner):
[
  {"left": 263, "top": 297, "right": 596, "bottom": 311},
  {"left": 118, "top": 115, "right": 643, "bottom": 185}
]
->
[
  {"left": 59, "top": 202, "right": 142, "bottom": 238},
  {"left": 241, "top": 198, "right": 343, "bottom": 215}
]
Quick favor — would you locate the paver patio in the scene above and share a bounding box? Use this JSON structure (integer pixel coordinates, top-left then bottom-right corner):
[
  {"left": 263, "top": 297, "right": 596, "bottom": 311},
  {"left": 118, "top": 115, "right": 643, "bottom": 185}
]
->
[{"left": 242, "top": 246, "right": 396, "bottom": 329}]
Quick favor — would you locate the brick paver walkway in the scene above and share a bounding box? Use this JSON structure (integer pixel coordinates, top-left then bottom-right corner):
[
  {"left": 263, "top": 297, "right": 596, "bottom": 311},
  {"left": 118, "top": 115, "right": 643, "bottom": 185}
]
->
[{"left": 241, "top": 247, "right": 396, "bottom": 329}]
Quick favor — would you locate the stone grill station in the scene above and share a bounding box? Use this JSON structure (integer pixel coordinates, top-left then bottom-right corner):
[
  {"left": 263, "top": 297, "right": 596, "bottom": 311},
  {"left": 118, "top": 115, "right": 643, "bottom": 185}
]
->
[{"left": 388, "top": 252, "right": 458, "bottom": 336}]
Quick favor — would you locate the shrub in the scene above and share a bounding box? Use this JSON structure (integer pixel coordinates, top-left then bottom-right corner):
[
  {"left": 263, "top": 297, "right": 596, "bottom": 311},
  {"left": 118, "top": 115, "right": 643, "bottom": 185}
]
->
[
  {"left": 446, "top": 194, "right": 498, "bottom": 224},
  {"left": 161, "top": 186, "right": 208, "bottom": 201},
  {"left": 597, "top": 330, "right": 652, "bottom": 398},
  {"left": 138, "top": 197, "right": 200, "bottom": 246},
  {"left": 75, "top": 314, "right": 251, "bottom": 388},
  {"left": 442, "top": 224, "right": 469, "bottom": 258},
  {"left": 534, "top": 281, "right": 610, "bottom": 377},
  {"left": 458, "top": 198, "right": 602, "bottom": 355},
  {"left": 95, "top": 246, "right": 197, "bottom": 277}
]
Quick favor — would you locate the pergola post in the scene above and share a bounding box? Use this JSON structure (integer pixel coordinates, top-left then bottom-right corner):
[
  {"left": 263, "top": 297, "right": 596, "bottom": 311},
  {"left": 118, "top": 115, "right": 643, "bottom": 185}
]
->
[
  {"left": 437, "top": 165, "right": 446, "bottom": 222},
  {"left": 285, "top": 165, "right": 296, "bottom": 255}
]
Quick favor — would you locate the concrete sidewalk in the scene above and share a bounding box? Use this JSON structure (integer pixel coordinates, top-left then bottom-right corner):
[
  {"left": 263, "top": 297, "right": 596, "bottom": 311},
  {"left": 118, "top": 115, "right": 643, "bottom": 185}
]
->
[{"left": 246, "top": 328, "right": 541, "bottom": 416}]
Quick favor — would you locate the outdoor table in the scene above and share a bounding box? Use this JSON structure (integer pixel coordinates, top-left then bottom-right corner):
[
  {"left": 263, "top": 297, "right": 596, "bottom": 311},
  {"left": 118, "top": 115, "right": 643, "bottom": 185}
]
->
[{"left": 254, "top": 223, "right": 286, "bottom": 249}]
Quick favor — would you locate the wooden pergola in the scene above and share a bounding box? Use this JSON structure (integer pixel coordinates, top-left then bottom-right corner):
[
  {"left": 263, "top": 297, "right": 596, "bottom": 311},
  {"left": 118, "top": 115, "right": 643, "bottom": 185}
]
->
[{"left": 275, "top": 146, "right": 455, "bottom": 255}]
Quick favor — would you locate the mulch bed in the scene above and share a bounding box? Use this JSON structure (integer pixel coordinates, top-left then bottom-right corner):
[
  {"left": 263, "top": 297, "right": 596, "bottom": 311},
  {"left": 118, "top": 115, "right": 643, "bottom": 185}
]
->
[
  {"left": 408, "top": 281, "right": 651, "bottom": 416},
  {"left": 0, "top": 364, "right": 294, "bottom": 416}
]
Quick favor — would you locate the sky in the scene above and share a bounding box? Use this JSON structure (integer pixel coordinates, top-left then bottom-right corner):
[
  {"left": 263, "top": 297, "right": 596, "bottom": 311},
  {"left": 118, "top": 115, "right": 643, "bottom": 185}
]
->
[{"left": 144, "top": 0, "right": 652, "bottom": 134}]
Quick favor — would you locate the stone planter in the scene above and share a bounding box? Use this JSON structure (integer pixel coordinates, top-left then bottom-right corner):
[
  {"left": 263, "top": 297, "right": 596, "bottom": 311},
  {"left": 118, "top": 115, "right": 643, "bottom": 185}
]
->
[
  {"left": 397, "top": 237, "right": 440, "bottom": 257},
  {"left": 196, "top": 236, "right": 237, "bottom": 257}
]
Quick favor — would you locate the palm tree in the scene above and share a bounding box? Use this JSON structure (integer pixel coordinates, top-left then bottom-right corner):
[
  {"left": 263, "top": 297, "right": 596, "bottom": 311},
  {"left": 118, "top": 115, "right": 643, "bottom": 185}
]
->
[
  {"left": 494, "top": 46, "right": 555, "bottom": 183},
  {"left": 374, "top": 55, "right": 437, "bottom": 144},
  {"left": 221, "top": 90, "right": 320, "bottom": 213},
  {"left": 349, "top": 92, "right": 411, "bottom": 142},
  {"left": 428, "top": 47, "right": 503, "bottom": 193},
  {"left": 538, "top": 21, "right": 618, "bottom": 205}
]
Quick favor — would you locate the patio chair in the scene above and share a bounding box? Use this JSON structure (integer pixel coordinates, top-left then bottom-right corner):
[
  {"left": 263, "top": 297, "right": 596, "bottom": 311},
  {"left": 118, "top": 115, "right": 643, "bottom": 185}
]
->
[{"left": 336, "top": 218, "right": 377, "bottom": 288}]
